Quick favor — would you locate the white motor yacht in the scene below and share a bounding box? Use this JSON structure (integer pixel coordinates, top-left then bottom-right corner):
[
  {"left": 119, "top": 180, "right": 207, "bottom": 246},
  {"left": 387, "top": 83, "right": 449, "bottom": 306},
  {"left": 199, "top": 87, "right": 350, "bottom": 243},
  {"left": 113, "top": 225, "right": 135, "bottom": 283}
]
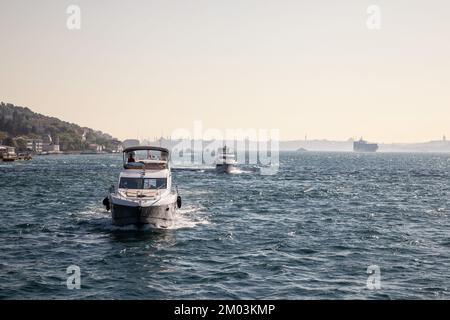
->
[
  {"left": 103, "top": 146, "right": 181, "bottom": 227},
  {"left": 215, "top": 146, "right": 237, "bottom": 174}
]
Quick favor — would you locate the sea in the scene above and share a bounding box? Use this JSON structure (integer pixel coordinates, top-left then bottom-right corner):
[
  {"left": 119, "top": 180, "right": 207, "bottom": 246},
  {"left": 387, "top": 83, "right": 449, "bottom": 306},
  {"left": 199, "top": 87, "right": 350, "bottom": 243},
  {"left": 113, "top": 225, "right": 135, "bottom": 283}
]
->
[{"left": 0, "top": 152, "right": 449, "bottom": 299}]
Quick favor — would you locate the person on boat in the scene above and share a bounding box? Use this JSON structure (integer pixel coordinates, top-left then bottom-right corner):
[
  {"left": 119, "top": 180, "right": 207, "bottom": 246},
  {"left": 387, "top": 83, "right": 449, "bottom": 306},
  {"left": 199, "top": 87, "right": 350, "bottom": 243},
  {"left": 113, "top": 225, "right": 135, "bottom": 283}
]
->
[{"left": 127, "top": 153, "right": 136, "bottom": 163}]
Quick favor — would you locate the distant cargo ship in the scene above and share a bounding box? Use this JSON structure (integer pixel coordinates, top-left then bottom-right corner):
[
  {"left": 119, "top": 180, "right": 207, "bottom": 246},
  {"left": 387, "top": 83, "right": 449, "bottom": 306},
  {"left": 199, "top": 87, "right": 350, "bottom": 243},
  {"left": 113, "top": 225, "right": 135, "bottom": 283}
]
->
[{"left": 353, "top": 138, "right": 379, "bottom": 152}]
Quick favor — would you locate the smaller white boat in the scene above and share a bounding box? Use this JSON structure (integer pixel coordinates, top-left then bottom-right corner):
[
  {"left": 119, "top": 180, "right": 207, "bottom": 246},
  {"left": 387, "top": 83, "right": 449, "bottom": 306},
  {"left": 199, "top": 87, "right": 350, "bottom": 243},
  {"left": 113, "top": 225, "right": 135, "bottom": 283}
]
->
[{"left": 215, "top": 146, "right": 237, "bottom": 174}]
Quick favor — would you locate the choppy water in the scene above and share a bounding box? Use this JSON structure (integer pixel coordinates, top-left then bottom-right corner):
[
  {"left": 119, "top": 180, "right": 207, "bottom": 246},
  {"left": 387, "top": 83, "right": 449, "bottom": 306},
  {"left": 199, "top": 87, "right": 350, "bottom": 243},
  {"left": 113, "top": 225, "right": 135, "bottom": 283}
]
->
[{"left": 1, "top": 152, "right": 449, "bottom": 299}]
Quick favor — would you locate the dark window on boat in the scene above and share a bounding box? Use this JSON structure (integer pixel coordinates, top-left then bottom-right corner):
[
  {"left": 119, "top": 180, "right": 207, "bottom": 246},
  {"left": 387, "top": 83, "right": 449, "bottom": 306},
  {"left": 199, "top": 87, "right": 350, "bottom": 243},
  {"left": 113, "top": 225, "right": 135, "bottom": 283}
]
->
[
  {"left": 143, "top": 178, "right": 167, "bottom": 189},
  {"left": 119, "top": 178, "right": 167, "bottom": 189},
  {"left": 119, "top": 177, "right": 142, "bottom": 189}
]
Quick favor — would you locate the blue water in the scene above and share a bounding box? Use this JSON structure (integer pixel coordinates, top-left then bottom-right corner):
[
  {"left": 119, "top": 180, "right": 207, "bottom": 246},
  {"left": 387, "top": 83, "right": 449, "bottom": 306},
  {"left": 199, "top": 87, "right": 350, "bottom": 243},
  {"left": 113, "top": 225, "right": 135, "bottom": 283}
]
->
[{"left": 1, "top": 152, "right": 449, "bottom": 299}]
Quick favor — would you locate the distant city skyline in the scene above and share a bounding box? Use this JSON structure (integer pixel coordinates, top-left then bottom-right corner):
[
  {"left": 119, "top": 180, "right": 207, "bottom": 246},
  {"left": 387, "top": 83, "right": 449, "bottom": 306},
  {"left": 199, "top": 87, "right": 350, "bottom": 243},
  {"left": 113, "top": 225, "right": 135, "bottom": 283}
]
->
[{"left": 1, "top": 0, "right": 450, "bottom": 143}]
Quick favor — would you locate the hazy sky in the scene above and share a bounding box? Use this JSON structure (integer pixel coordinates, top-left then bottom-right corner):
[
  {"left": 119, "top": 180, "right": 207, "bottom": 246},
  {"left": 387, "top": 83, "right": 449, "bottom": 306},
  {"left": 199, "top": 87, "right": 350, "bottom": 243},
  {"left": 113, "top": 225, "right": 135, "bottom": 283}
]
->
[{"left": 1, "top": 0, "right": 449, "bottom": 143}]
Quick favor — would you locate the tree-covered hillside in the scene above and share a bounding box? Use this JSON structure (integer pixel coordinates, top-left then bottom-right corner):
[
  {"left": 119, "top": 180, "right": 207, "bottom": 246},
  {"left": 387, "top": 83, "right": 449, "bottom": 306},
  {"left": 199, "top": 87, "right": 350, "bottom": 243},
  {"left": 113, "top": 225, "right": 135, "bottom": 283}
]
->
[{"left": 0, "top": 102, "right": 120, "bottom": 151}]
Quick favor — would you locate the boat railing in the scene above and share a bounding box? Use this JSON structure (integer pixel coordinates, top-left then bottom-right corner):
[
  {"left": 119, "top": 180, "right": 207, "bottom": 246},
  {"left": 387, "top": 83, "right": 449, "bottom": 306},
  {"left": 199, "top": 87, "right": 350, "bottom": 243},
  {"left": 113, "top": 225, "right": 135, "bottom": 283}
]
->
[{"left": 123, "top": 146, "right": 170, "bottom": 170}]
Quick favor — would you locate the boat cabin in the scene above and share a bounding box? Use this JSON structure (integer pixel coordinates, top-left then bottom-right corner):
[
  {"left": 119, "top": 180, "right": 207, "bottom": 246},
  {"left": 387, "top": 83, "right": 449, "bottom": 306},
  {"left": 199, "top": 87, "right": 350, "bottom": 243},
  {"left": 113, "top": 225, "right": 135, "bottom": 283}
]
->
[
  {"left": 123, "top": 146, "right": 169, "bottom": 170},
  {"left": 216, "top": 146, "right": 236, "bottom": 164},
  {"left": 118, "top": 146, "right": 172, "bottom": 198}
]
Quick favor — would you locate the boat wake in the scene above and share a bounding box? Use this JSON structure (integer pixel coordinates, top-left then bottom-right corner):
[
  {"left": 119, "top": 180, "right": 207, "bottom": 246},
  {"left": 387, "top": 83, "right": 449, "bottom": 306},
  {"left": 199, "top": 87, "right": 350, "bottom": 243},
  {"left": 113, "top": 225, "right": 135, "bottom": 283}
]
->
[
  {"left": 172, "top": 166, "right": 215, "bottom": 173},
  {"left": 228, "top": 168, "right": 245, "bottom": 174},
  {"left": 228, "top": 166, "right": 259, "bottom": 174},
  {"left": 169, "top": 205, "right": 210, "bottom": 230},
  {"left": 72, "top": 204, "right": 209, "bottom": 232}
]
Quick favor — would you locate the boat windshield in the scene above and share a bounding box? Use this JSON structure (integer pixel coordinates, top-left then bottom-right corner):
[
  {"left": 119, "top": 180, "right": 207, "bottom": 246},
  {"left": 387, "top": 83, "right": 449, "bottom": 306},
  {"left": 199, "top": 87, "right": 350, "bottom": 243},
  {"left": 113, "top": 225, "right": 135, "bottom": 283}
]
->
[
  {"left": 119, "top": 177, "right": 167, "bottom": 190},
  {"left": 127, "top": 150, "right": 168, "bottom": 162}
]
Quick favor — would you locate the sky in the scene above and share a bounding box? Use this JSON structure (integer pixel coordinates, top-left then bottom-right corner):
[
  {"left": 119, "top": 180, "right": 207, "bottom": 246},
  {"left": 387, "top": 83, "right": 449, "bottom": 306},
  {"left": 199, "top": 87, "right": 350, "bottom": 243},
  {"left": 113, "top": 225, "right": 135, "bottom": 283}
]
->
[{"left": 1, "top": 0, "right": 449, "bottom": 143}]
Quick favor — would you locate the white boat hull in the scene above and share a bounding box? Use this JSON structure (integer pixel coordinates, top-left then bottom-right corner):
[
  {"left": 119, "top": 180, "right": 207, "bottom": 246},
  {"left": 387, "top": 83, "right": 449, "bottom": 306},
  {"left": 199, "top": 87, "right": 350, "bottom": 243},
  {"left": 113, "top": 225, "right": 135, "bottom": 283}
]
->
[
  {"left": 216, "top": 163, "right": 236, "bottom": 174},
  {"left": 109, "top": 194, "right": 177, "bottom": 228}
]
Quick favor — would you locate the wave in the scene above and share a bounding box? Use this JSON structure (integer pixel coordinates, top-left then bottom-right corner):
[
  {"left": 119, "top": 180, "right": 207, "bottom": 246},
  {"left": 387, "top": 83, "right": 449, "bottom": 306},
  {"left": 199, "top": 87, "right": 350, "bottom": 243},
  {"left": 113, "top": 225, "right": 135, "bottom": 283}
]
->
[
  {"left": 169, "top": 205, "right": 210, "bottom": 230},
  {"left": 72, "top": 203, "right": 209, "bottom": 231}
]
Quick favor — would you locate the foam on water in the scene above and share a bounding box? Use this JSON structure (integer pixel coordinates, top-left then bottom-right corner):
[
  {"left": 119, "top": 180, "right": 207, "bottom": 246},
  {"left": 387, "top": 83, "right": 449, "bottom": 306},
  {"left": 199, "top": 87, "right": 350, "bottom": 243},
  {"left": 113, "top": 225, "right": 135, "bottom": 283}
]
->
[
  {"left": 228, "top": 168, "right": 247, "bottom": 174},
  {"left": 170, "top": 205, "right": 210, "bottom": 230},
  {"left": 73, "top": 203, "right": 209, "bottom": 231}
]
